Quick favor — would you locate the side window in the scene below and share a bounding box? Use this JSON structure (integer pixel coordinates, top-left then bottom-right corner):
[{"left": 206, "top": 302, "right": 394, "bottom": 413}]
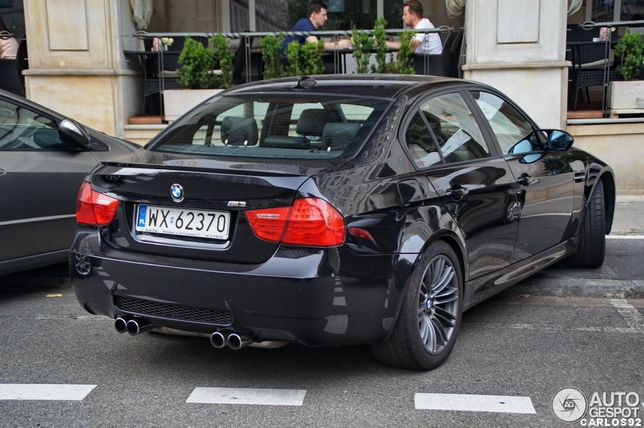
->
[
  {"left": 418, "top": 92, "right": 491, "bottom": 163},
  {"left": 0, "top": 99, "right": 68, "bottom": 151},
  {"left": 405, "top": 111, "right": 441, "bottom": 168},
  {"left": 470, "top": 91, "right": 537, "bottom": 155}
]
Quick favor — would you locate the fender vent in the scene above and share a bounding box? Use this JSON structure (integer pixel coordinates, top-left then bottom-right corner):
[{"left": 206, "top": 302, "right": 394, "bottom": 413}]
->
[{"left": 114, "top": 296, "right": 232, "bottom": 325}]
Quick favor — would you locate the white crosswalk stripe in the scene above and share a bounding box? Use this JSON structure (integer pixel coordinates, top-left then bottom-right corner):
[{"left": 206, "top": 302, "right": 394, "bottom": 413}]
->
[
  {"left": 186, "top": 387, "right": 307, "bottom": 406},
  {"left": 0, "top": 384, "right": 96, "bottom": 401},
  {"left": 415, "top": 393, "right": 536, "bottom": 414}
]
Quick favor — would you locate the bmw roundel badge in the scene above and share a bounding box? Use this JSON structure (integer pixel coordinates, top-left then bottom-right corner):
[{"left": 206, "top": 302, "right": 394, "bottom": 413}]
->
[{"left": 170, "top": 183, "right": 184, "bottom": 203}]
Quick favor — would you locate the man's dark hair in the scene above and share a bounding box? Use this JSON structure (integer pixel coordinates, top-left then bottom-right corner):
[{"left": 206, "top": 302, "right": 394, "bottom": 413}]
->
[
  {"left": 403, "top": 0, "right": 424, "bottom": 19},
  {"left": 307, "top": 0, "right": 328, "bottom": 17}
]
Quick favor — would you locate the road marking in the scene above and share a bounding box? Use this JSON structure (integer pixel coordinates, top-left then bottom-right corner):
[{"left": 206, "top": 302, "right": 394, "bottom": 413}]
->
[
  {"left": 610, "top": 299, "right": 644, "bottom": 332},
  {"left": 186, "top": 387, "right": 306, "bottom": 406},
  {"left": 0, "top": 384, "right": 96, "bottom": 401},
  {"left": 607, "top": 235, "right": 644, "bottom": 239},
  {"left": 415, "top": 393, "right": 536, "bottom": 414},
  {"left": 466, "top": 321, "right": 641, "bottom": 334}
]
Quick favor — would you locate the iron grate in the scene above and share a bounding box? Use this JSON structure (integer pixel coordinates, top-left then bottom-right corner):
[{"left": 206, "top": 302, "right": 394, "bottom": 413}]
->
[{"left": 114, "top": 296, "right": 232, "bottom": 325}]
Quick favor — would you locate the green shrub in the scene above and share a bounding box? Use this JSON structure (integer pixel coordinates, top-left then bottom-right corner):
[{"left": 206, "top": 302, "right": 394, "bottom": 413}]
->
[
  {"left": 301, "top": 40, "right": 325, "bottom": 75},
  {"left": 210, "top": 34, "right": 235, "bottom": 89},
  {"left": 614, "top": 30, "right": 644, "bottom": 81},
  {"left": 371, "top": 17, "right": 388, "bottom": 74},
  {"left": 284, "top": 40, "right": 324, "bottom": 76},
  {"left": 260, "top": 33, "right": 286, "bottom": 79},
  {"left": 286, "top": 42, "right": 302, "bottom": 76},
  {"left": 351, "top": 27, "right": 373, "bottom": 74},
  {"left": 178, "top": 37, "right": 217, "bottom": 89}
]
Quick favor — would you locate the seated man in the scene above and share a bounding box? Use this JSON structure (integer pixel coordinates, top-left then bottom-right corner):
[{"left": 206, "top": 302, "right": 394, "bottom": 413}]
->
[
  {"left": 281, "top": 0, "right": 350, "bottom": 55},
  {"left": 386, "top": 0, "right": 443, "bottom": 55}
]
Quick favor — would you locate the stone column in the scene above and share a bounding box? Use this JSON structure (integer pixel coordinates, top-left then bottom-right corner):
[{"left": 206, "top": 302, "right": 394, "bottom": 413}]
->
[
  {"left": 462, "top": 0, "right": 569, "bottom": 128},
  {"left": 23, "top": 0, "right": 140, "bottom": 136}
]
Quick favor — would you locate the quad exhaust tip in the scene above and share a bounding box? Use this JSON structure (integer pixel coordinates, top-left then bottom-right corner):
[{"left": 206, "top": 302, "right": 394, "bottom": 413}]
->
[
  {"left": 226, "top": 333, "right": 251, "bottom": 350},
  {"left": 114, "top": 317, "right": 127, "bottom": 333},
  {"left": 209, "top": 331, "right": 252, "bottom": 350},
  {"left": 114, "top": 316, "right": 155, "bottom": 336},
  {"left": 210, "top": 331, "right": 226, "bottom": 349}
]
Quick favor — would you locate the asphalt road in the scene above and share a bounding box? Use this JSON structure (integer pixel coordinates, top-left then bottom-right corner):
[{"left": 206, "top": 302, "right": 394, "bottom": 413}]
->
[{"left": 0, "top": 238, "right": 642, "bottom": 427}]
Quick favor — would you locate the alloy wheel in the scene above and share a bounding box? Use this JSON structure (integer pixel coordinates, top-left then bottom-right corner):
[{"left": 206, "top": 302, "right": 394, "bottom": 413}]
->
[{"left": 417, "top": 255, "right": 459, "bottom": 355}]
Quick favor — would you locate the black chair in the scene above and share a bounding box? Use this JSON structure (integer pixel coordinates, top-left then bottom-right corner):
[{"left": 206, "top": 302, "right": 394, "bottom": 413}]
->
[
  {"left": 0, "top": 59, "right": 24, "bottom": 97},
  {"left": 16, "top": 38, "right": 27, "bottom": 91},
  {"left": 413, "top": 53, "right": 449, "bottom": 76},
  {"left": 569, "top": 41, "right": 619, "bottom": 110},
  {"left": 413, "top": 30, "right": 463, "bottom": 77}
]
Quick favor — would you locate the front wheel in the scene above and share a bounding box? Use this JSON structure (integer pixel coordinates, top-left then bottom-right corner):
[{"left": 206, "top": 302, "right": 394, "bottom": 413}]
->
[
  {"left": 568, "top": 180, "right": 606, "bottom": 268},
  {"left": 370, "top": 241, "right": 463, "bottom": 370}
]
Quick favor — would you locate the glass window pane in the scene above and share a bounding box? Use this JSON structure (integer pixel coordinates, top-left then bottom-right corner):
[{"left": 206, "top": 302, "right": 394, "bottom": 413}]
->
[
  {"left": 0, "top": 99, "right": 66, "bottom": 151},
  {"left": 152, "top": 93, "right": 391, "bottom": 159},
  {"left": 405, "top": 111, "right": 442, "bottom": 168},
  {"left": 418, "top": 93, "right": 490, "bottom": 163},
  {"left": 470, "top": 91, "right": 536, "bottom": 155}
]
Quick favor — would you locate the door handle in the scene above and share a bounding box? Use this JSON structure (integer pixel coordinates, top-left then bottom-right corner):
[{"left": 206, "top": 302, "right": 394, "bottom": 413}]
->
[
  {"left": 446, "top": 186, "right": 468, "bottom": 201},
  {"left": 574, "top": 172, "right": 586, "bottom": 182},
  {"left": 516, "top": 173, "right": 531, "bottom": 186}
]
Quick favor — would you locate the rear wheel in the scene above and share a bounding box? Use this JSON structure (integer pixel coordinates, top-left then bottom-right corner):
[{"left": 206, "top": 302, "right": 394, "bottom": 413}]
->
[
  {"left": 568, "top": 180, "right": 606, "bottom": 268},
  {"left": 370, "top": 241, "right": 463, "bottom": 370}
]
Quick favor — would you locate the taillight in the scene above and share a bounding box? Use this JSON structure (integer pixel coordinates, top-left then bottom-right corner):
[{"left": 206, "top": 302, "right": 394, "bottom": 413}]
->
[
  {"left": 76, "top": 180, "right": 120, "bottom": 225},
  {"left": 246, "top": 197, "right": 345, "bottom": 247}
]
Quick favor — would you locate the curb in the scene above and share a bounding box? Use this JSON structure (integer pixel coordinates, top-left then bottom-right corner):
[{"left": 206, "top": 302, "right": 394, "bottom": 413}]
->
[{"left": 509, "top": 277, "right": 644, "bottom": 299}]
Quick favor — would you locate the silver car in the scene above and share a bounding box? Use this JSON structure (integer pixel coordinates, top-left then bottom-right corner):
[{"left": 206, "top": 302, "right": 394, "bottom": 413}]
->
[{"left": 0, "top": 89, "right": 139, "bottom": 275}]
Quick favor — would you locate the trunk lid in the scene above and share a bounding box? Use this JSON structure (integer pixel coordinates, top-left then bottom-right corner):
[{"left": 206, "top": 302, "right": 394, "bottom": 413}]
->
[{"left": 90, "top": 151, "right": 324, "bottom": 264}]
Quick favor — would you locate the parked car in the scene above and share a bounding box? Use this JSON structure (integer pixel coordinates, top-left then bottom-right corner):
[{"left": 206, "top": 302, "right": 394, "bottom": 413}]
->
[
  {"left": 0, "top": 89, "right": 139, "bottom": 275},
  {"left": 69, "top": 75, "right": 615, "bottom": 370}
]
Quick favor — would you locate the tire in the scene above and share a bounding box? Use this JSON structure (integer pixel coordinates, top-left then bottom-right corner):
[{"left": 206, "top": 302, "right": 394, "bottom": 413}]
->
[
  {"left": 568, "top": 180, "right": 606, "bottom": 268},
  {"left": 370, "top": 241, "right": 463, "bottom": 370}
]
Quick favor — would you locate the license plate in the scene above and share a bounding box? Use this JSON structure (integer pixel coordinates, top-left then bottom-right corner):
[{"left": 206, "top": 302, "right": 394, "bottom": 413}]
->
[{"left": 135, "top": 205, "right": 230, "bottom": 240}]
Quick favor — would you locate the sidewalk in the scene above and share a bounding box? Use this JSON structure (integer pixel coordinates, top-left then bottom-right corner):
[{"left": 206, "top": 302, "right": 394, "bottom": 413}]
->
[{"left": 612, "top": 195, "right": 644, "bottom": 235}]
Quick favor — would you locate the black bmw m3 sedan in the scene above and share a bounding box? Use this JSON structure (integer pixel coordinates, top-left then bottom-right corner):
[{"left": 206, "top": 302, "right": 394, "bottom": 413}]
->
[{"left": 70, "top": 75, "right": 615, "bottom": 370}]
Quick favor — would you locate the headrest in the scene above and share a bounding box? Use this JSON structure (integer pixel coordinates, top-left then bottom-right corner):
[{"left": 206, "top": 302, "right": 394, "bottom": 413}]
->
[
  {"left": 262, "top": 135, "right": 310, "bottom": 149},
  {"left": 221, "top": 116, "right": 258, "bottom": 146},
  {"left": 322, "top": 122, "right": 361, "bottom": 150},
  {"left": 296, "top": 109, "right": 326, "bottom": 137}
]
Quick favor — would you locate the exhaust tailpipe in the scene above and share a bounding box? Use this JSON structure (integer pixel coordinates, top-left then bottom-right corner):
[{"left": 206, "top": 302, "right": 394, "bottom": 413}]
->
[
  {"left": 126, "top": 318, "right": 154, "bottom": 335},
  {"left": 226, "top": 333, "right": 251, "bottom": 350},
  {"left": 114, "top": 317, "right": 128, "bottom": 333},
  {"left": 210, "top": 331, "right": 226, "bottom": 349}
]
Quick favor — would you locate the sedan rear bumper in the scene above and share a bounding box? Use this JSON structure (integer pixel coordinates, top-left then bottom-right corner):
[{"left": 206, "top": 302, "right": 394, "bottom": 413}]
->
[{"left": 69, "top": 237, "right": 400, "bottom": 346}]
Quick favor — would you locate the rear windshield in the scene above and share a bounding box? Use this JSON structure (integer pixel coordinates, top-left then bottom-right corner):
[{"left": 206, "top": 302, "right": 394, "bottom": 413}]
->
[{"left": 148, "top": 92, "right": 392, "bottom": 159}]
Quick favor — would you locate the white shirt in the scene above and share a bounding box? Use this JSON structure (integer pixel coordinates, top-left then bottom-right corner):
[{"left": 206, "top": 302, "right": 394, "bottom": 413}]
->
[
  {"left": 414, "top": 18, "right": 443, "bottom": 55},
  {"left": 0, "top": 36, "right": 18, "bottom": 59}
]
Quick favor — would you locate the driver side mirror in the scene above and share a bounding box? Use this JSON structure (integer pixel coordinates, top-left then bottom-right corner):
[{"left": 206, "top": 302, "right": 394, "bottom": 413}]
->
[
  {"left": 543, "top": 129, "right": 574, "bottom": 151},
  {"left": 58, "top": 119, "right": 90, "bottom": 150}
]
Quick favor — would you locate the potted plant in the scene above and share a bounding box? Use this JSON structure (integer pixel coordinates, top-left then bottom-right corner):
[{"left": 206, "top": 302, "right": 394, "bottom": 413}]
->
[
  {"left": 260, "top": 33, "right": 286, "bottom": 79},
  {"left": 164, "top": 36, "right": 234, "bottom": 122},
  {"left": 352, "top": 18, "right": 415, "bottom": 75},
  {"left": 609, "top": 29, "right": 644, "bottom": 115}
]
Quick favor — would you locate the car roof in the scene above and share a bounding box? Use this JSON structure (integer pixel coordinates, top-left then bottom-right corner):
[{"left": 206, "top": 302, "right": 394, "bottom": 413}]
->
[{"left": 225, "top": 74, "right": 469, "bottom": 99}]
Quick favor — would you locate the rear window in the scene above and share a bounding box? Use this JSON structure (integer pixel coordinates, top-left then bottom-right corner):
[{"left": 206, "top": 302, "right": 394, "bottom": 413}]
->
[{"left": 148, "top": 93, "right": 392, "bottom": 159}]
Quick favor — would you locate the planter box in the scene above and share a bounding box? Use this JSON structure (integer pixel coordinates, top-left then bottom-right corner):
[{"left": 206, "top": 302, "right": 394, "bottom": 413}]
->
[
  {"left": 163, "top": 89, "right": 223, "bottom": 122},
  {"left": 609, "top": 80, "right": 644, "bottom": 116}
]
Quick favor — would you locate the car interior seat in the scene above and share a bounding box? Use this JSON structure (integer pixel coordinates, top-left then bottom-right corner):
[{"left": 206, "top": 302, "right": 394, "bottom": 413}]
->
[{"left": 221, "top": 116, "right": 258, "bottom": 146}]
